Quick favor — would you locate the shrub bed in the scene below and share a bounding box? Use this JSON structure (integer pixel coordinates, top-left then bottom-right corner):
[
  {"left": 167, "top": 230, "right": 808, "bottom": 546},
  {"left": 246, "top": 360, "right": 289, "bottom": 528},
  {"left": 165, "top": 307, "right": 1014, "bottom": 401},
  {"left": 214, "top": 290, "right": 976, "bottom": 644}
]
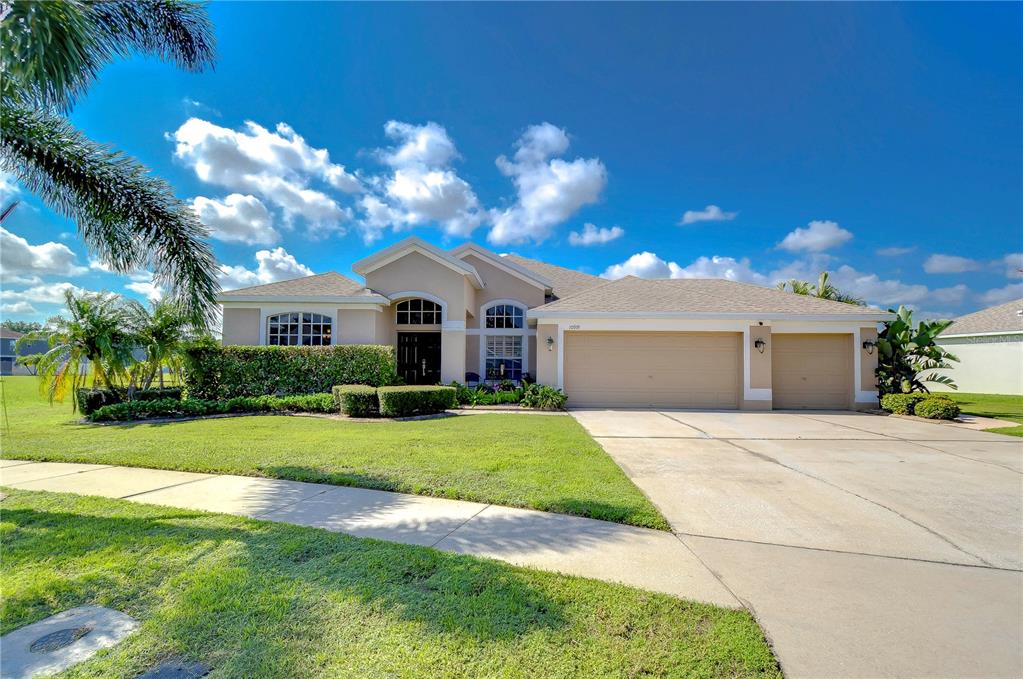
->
[
  {"left": 521, "top": 384, "right": 568, "bottom": 411},
  {"left": 377, "top": 386, "right": 457, "bottom": 417},
  {"left": 76, "top": 387, "right": 184, "bottom": 415},
  {"left": 89, "top": 393, "right": 336, "bottom": 422},
  {"left": 914, "top": 397, "right": 960, "bottom": 420},
  {"left": 879, "top": 393, "right": 926, "bottom": 415},
  {"left": 184, "top": 344, "right": 398, "bottom": 399},
  {"left": 333, "top": 385, "right": 379, "bottom": 417}
]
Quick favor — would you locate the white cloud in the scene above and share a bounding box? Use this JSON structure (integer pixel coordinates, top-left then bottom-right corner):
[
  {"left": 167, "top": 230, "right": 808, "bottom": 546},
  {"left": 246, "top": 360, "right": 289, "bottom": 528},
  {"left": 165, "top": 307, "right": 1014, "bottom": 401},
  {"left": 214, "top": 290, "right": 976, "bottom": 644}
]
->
[
  {"left": 602, "top": 252, "right": 676, "bottom": 279},
  {"left": 0, "top": 170, "right": 20, "bottom": 202},
  {"left": 381, "top": 121, "right": 459, "bottom": 168},
  {"left": 218, "top": 247, "right": 314, "bottom": 291},
  {"left": 778, "top": 220, "right": 853, "bottom": 253},
  {"left": 568, "top": 223, "right": 624, "bottom": 246},
  {"left": 876, "top": 246, "right": 915, "bottom": 257},
  {"left": 923, "top": 254, "right": 982, "bottom": 274},
  {"left": 599, "top": 249, "right": 953, "bottom": 310},
  {"left": 169, "top": 118, "right": 357, "bottom": 235},
  {"left": 126, "top": 280, "right": 163, "bottom": 302},
  {"left": 680, "top": 205, "right": 737, "bottom": 225},
  {"left": 0, "top": 227, "right": 86, "bottom": 283},
  {"left": 358, "top": 121, "right": 484, "bottom": 240},
  {"left": 1002, "top": 253, "right": 1023, "bottom": 279},
  {"left": 1, "top": 282, "right": 86, "bottom": 304},
  {"left": 488, "top": 123, "right": 607, "bottom": 246},
  {"left": 1, "top": 302, "right": 37, "bottom": 314},
  {"left": 979, "top": 283, "right": 1023, "bottom": 306},
  {"left": 191, "top": 194, "right": 278, "bottom": 245},
  {"left": 601, "top": 251, "right": 767, "bottom": 284}
]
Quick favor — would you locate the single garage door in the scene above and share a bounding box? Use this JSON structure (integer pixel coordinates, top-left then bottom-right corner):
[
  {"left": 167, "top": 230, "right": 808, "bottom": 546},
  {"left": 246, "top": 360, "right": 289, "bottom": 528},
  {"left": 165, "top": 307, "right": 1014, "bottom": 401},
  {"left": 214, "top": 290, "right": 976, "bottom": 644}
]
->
[
  {"left": 772, "top": 333, "right": 853, "bottom": 409},
  {"left": 564, "top": 332, "right": 740, "bottom": 408}
]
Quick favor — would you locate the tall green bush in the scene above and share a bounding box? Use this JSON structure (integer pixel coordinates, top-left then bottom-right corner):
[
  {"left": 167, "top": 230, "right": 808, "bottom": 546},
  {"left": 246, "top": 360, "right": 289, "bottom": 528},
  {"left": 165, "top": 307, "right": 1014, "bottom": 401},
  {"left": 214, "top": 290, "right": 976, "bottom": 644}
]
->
[
  {"left": 184, "top": 344, "right": 398, "bottom": 399},
  {"left": 876, "top": 305, "right": 959, "bottom": 395}
]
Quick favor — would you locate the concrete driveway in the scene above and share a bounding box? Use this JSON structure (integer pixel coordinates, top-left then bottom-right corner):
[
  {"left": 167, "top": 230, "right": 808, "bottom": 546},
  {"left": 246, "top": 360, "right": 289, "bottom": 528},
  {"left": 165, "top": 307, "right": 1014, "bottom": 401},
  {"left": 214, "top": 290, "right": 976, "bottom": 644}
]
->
[{"left": 572, "top": 409, "right": 1023, "bottom": 679}]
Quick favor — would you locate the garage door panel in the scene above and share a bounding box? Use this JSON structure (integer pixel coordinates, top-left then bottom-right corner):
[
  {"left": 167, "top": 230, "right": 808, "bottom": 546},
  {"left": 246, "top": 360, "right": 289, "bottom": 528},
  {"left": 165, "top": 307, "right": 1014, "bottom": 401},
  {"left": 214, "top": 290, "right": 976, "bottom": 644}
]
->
[
  {"left": 564, "top": 332, "right": 740, "bottom": 408},
  {"left": 772, "top": 334, "right": 852, "bottom": 409}
]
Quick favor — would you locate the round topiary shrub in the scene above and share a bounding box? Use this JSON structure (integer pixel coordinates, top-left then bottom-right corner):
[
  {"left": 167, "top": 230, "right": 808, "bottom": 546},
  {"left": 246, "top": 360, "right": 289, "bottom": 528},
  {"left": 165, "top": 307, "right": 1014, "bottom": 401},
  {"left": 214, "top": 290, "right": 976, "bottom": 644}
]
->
[{"left": 914, "top": 397, "right": 960, "bottom": 420}]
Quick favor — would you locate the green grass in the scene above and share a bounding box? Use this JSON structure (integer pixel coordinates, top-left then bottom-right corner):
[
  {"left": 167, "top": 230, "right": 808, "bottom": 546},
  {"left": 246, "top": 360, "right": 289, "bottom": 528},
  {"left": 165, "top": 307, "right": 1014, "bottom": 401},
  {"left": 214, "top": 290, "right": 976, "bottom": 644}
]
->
[
  {"left": 0, "top": 377, "right": 668, "bottom": 530},
  {"left": 0, "top": 490, "right": 780, "bottom": 678},
  {"left": 939, "top": 392, "right": 1023, "bottom": 437}
]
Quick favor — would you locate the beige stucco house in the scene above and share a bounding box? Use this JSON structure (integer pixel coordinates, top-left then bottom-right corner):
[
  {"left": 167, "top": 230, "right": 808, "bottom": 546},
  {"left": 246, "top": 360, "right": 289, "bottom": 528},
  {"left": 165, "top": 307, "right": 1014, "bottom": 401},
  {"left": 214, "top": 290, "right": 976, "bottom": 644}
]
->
[{"left": 219, "top": 236, "right": 890, "bottom": 410}]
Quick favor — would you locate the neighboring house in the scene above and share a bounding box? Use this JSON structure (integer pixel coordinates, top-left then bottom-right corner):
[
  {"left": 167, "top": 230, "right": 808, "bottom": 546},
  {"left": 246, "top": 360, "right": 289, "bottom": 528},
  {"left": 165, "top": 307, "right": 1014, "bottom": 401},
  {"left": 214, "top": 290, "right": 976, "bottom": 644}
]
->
[
  {"left": 930, "top": 299, "right": 1023, "bottom": 395},
  {"left": 219, "top": 236, "right": 890, "bottom": 410},
  {"left": 0, "top": 328, "right": 47, "bottom": 376}
]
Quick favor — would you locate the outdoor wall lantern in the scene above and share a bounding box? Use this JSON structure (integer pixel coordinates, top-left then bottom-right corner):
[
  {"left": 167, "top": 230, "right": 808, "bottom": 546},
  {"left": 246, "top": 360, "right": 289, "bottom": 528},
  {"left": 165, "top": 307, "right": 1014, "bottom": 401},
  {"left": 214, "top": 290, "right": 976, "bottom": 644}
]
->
[
  {"left": 754, "top": 337, "right": 766, "bottom": 354},
  {"left": 862, "top": 339, "right": 876, "bottom": 355},
  {"left": 546, "top": 335, "right": 555, "bottom": 351}
]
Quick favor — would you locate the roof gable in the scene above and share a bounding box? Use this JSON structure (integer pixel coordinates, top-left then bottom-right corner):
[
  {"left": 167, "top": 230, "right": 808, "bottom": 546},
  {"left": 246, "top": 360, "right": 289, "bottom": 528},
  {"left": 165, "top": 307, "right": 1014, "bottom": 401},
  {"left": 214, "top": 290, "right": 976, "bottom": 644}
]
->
[
  {"left": 499, "top": 253, "right": 604, "bottom": 301},
  {"left": 449, "top": 243, "right": 553, "bottom": 290},
  {"left": 352, "top": 236, "right": 484, "bottom": 288}
]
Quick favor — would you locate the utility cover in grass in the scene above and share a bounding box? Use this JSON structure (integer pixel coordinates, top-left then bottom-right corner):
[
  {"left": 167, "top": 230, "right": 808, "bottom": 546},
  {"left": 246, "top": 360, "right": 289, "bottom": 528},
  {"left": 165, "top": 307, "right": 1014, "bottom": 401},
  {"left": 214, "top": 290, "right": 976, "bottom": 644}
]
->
[
  {"left": 137, "top": 658, "right": 211, "bottom": 678},
  {"left": 0, "top": 605, "right": 138, "bottom": 678}
]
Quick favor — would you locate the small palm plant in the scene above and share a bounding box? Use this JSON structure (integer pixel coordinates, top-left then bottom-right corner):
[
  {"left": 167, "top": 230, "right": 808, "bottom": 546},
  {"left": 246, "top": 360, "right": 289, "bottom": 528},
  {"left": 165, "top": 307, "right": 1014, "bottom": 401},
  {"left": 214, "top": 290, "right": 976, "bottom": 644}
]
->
[
  {"left": 876, "top": 305, "right": 958, "bottom": 394},
  {"left": 777, "top": 271, "right": 865, "bottom": 306},
  {"left": 16, "top": 289, "right": 135, "bottom": 409},
  {"left": 125, "top": 298, "right": 195, "bottom": 389},
  {"left": 1, "top": 1, "right": 220, "bottom": 326}
]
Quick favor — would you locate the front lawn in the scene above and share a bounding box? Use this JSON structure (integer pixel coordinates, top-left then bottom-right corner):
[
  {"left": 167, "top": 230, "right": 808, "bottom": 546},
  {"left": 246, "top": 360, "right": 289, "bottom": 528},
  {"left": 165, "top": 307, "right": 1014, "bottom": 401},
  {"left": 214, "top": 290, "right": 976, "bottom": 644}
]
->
[
  {"left": 0, "top": 490, "right": 780, "bottom": 678},
  {"left": 940, "top": 392, "right": 1023, "bottom": 437},
  {"left": 0, "top": 377, "right": 668, "bottom": 530}
]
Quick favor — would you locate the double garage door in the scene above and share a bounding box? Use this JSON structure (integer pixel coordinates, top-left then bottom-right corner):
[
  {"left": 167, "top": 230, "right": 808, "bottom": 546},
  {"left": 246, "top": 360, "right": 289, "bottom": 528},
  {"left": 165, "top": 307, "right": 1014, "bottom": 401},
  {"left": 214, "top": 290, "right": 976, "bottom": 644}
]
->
[
  {"left": 563, "top": 331, "right": 854, "bottom": 410},
  {"left": 564, "top": 332, "right": 741, "bottom": 408}
]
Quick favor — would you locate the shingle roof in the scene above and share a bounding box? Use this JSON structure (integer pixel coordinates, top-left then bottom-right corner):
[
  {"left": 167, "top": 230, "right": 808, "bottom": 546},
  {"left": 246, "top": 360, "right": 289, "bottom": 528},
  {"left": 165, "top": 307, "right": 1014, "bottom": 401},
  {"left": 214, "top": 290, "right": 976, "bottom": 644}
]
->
[
  {"left": 500, "top": 254, "right": 605, "bottom": 301},
  {"left": 530, "top": 275, "right": 891, "bottom": 318},
  {"left": 946, "top": 299, "right": 1023, "bottom": 336},
  {"left": 218, "top": 272, "right": 379, "bottom": 299},
  {"left": 0, "top": 328, "right": 24, "bottom": 339}
]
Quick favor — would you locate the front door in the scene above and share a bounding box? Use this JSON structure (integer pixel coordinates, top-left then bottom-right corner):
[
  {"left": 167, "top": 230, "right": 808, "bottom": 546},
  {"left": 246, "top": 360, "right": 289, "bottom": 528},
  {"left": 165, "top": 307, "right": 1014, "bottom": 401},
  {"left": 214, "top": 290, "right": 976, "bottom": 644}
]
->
[{"left": 397, "top": 332, "right": 442, "bottom": 385}]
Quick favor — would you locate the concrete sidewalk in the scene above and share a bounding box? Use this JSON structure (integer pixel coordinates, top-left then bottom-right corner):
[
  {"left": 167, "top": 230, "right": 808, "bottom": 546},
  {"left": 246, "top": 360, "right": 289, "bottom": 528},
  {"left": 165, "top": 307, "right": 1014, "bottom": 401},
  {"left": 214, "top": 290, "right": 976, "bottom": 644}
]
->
[{"left": 0, "top": 459, "right": 737, "bottom": 607}]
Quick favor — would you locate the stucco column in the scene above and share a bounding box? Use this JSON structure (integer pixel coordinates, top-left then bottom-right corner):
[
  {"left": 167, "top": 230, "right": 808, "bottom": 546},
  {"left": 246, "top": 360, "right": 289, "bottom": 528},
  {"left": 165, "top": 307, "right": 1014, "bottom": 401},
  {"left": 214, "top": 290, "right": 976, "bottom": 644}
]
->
[
  {"left": 535, "top": 323, "right": 559, "bottom": 386},
  {"left": 441, "top": 327, "right": 466, "bottom": 384},
  {"left": 855, "top": 326, "right": 880, "bottom": 409},
  {"left": 742, "top": 324, "right": 773, "bottom": 410}
]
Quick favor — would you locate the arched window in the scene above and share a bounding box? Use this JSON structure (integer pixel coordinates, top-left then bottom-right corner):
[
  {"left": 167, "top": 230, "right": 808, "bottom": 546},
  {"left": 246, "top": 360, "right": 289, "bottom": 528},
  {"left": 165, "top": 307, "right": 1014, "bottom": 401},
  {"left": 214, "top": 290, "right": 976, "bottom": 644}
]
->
[
  {"left": 267, "top": 312, "right": 332, "bottom": 346},
  {"left": 485, "top": 304, "right": 524, "bottom": 329},
  {"left": 396, "top": 298, "right": 442, "bottom": 325}
]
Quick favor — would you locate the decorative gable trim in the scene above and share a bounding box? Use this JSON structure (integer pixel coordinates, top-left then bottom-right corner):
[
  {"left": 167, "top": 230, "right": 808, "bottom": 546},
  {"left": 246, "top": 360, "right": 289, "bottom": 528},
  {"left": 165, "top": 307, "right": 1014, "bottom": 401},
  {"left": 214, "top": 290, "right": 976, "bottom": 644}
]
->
[
  {"left": 352, "top": 236, "right": 484, "bottom": 288},
  {"left": 449, "top": 243, "right": 553, "bottom": 290}
]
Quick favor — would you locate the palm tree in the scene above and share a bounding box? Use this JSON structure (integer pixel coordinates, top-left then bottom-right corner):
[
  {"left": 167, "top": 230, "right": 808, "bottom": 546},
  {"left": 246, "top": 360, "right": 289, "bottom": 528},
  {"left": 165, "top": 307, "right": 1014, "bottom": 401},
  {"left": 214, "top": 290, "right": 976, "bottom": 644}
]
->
[
  {"left": 16, "top": 289, "right": 135, "bottom": 409},
  {"left": 126, "top": 298, "right": 194, "bottom": 389},
  {"left": 776, "top": 271, "right": 865, "bottom": 306},
  {"left": 0, "top": 1, "right": 220, "bottom": 326}
]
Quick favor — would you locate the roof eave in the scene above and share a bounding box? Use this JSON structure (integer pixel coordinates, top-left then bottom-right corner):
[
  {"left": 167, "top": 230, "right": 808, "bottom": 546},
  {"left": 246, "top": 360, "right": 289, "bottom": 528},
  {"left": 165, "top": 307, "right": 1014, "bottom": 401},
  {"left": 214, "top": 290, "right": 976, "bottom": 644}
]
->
[
  {"left": 449, "top": 243, "right": 554, "bottom": 290},
  {"left": 219, "top": 294, "right": 390, "bottom": 305},
  {"left": 527, "top": 310, "right": 894, "bottom": 322}
]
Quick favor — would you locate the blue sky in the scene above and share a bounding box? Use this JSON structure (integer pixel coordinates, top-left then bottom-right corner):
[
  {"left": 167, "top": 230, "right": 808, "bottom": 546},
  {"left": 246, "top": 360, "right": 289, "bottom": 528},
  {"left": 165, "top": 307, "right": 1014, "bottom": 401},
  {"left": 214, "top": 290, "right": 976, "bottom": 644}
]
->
[{"left": 2, "top": 2, "right": 1021, "bottom": 322}]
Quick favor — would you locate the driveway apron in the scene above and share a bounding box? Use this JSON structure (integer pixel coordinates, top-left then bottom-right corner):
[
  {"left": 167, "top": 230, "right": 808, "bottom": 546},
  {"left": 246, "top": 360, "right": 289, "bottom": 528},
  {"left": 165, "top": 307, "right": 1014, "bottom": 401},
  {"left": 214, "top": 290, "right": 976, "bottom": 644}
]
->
[{"left": 573, "top": 408, "right": 1023, "bottom": 679}]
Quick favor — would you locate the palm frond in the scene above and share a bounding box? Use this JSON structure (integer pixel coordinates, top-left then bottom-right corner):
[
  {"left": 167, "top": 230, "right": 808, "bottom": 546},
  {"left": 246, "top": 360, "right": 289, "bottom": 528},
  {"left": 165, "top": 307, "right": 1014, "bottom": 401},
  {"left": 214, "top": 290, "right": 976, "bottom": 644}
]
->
[
  {"left": 2, "top": 0, "right": 215, "bottom": 111},
  {"left": 1, "top": 103, "right": 220, "bottom": 326}
]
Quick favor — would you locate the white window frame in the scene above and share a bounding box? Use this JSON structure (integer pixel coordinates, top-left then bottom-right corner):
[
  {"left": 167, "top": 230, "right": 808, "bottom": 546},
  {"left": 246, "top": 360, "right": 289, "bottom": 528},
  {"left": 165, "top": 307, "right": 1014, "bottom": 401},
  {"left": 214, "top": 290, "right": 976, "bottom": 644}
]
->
[
  {"left": 395, "top": 298, "right": 443, "bottom": 325},
  {"left": 477, "top": 299, "right": 530, "bottom": 382},
  {"left": 266, "top": 311, "right": 333, "bottom": 346}
]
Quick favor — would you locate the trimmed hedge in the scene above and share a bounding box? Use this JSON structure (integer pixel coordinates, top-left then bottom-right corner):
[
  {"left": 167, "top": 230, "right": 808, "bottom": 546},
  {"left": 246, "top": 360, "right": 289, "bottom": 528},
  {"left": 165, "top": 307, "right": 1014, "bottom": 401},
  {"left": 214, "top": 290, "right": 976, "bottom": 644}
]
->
[
  {"left": 184, "top": 344, "right": 399, "bottom": 399},
  {"left": 76, "top": 387, "right": 184, "bottom": 415},
  {"left": 333, "top": 385, "right": 379, "bottom": 417},
  {"left": 89, "top": 393, "right": 336, "bottom": 422},
  {"left": 377, "top": 386, "right": 457, "bottom": 417},
  {"left": 879, "top": 393, "right": 926, "bottom": 415},
  {"left": 914, "top": 397, "right": 960, "bottom": 420}
]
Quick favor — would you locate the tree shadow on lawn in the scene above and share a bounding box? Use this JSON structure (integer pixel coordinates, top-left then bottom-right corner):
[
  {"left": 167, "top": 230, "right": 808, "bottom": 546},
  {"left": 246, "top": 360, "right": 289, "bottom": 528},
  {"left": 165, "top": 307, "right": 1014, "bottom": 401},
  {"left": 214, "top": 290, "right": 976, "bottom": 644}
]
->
[{"left": 1, "top": 502, "right": 570, "bottom": 674}]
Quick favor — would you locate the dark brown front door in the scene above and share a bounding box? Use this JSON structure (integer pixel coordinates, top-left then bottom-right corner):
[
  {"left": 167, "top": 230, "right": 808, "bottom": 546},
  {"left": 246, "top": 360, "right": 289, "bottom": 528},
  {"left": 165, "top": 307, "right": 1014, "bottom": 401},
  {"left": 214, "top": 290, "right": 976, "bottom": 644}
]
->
[{"left": 397, "top": 332, "right": 442, "bottom": 385}]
